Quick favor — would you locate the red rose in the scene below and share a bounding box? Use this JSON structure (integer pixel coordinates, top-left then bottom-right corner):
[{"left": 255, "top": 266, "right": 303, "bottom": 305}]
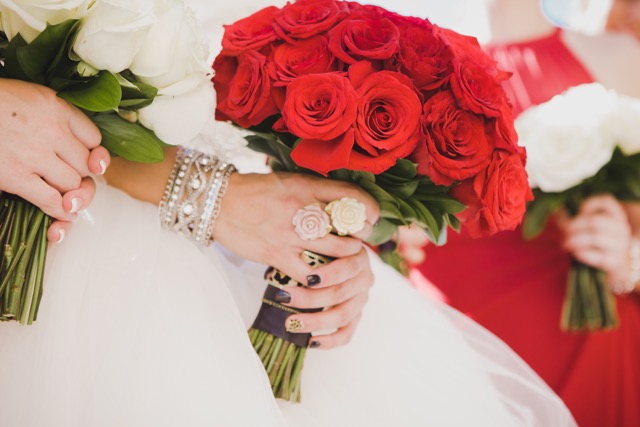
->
[
  {"left": 221, "top": 6, "right": 279, "bottom": 56},
  {"left": 385, "top": 21, "right": 451, "bottom": 91},
  {"left": 328, "top": 17, "right": 400, "bottom": 64},
  {"left": 351, "top": 70, "right": 423, "bottom": 173},
  {"left": 345, "top": 2, "right": 385, "bottom": 18},
  {"left": 449, "top": 59, "right": 506, "bottom": 118},
  {"left": 488, "top": 102, "right": 520, "bottom": 153},
  {"left": 282, "top": 73, "right": 358, "bottom": 140},
  {"left": 269, "top": 36, "right": 340, "bottom": 86},
  {"left": 416, "top": 90, "right": 492, "bottom": 185},
  {"left": 213, "top": 51, "right": 278, "bottom": 129},
  {"left": 452, "top": 150, "right": 533, "bottom": 237},
  {"left": 274, "top": 0, "right": 348, "bottom": 43}
]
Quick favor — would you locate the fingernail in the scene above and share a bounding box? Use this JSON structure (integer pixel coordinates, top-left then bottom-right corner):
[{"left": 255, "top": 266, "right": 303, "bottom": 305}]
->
[
  {"left": 285, "top": 317, "right": 304, "bottom": 333},
  {"left": 99, "top": 159, "right": 107, "bottom": 175},
  {"left": 69, "top": 198, "right": 81, "bottom": 214},
  {"left": 306, "top": 274, "right": 321, "bottom": 287},
  {"left": 274, "top": 289, "right": 291, "bottom": 304},
  {"left": 309, "top": 341, "right": 321, "bottom": 348},
  {"left": 57, "top": 229, "right": 66, "bottom": 244}
]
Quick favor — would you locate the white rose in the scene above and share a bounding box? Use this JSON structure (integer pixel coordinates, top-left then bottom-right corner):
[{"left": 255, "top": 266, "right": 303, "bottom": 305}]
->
[
  {"left": 72, "top": 0, "right": 155, "bottom": 73},
  {"left": 325, "top": 197, "right": 367, "bottom": 236},
  {"left": 516, "top": 84, "right": 617, "bottom": 193},
  {"left": 137, "top": 76, "right": 214, "bottom": 146},
  {"left": 603, "top": 96, "right": 640, "bottom": 156},
  {"left": 0, "top": 0, "right": 91, "bottom": 42},
  {"left": 129, "top": 0, "right": 210, "bottom": 90}
]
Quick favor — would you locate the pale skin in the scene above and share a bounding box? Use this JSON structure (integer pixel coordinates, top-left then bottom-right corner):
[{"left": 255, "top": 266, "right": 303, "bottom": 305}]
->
[
  {"left": 105, "top": 148, "right": 380, "bottom": 349},
  {"left": 0, "top": 79, "right": 111, "bottom": 242},
  {"left": 558, "top": 194, "right": 640, "bottom": 295}
]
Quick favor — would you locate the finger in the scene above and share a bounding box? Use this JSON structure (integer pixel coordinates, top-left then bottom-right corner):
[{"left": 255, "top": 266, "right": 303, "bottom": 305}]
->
[
  {"left": 65, "top": 101, "right": 102, "bottom": 149},
  {"left": 399, "top": 246, "right": 426, "bottom": 266},
  {"left": 13, "top": 175, "right": 76, "bottom": 221},
  {"left": 311, "top": 179, "right": 379, "bottom": 225},
  {"left": 579, "top": 194, "right": 626, "bottom": 219},
  {"left": 351, "top": 220, "right": 373, "bottom": 240},
  {"left": 573, "top": 248, "right": 607, "bottom": 270},
  {"left": 55, "top": 141, "right": 91, "bottom": 178},
  {"left": 284, "top": 270, "right": 373, "bottom": 309},
  {"left": 61, "top": 177, "right": 97, "bottom": 214},
  {"left": 286, "top": 292, "right": 368, "bottom": 333},
  {"left": 308, "top": 315, "right": 362, "bottom": 350},
  {"left": 37, "top": 157, "right": 82, "bottom": 193},
  {"left": 303, "top": 248, "right": 370, "bottom": 289},
  {"left": 270, "top": 252, "right": 321, "bottom": 286},
  {"left": 88, "top": 146, "right": 110, "bottom": 176},
  {"left": 302, "top": 234, "right": 363, "bottom": 259},
  {"left": 47, "top": 220, "right": 71, "bottom": 243}
]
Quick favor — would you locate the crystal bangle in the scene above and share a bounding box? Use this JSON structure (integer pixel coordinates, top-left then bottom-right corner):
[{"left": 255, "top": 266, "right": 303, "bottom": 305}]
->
[{"left": 159, "top": 147, "right": 235, "bottom": 246}]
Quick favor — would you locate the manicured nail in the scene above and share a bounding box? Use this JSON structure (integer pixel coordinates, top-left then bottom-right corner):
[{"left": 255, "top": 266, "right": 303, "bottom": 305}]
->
[
  {"left": 309, "top": 341, "right": 321, "bottom": 348},
  {"left": 69, "top": 198, "right": 81, "bottom": 214},
  {"left": 285, "top": 317, "right": 304, "bottom": 333},
  {"left": 274, "top": 289, "right": 291, "bottom": 304},
  {"left": 99, "top": 159, "right": 107, "bottom": 175},
  {"left": 57, "top": 229, "right": 66, "bottom": 244},
  {"left": 306, "top": 274, "right": 321, "bottom": 287}
]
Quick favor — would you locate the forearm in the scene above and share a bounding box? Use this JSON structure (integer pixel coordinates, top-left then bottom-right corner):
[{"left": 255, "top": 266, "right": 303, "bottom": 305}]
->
[{"left": 104, "top": 146, "right": 178, "bottom": 206}]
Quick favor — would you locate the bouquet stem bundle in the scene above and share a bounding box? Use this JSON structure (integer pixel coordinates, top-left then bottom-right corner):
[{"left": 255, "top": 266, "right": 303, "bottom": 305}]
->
[
  {"left": 561, "top": 260, "right": 618, "bottom": 331},
  {"left": 248, "top": 251, "right": 329, "bottom": 402},
  {"left": 0, "top": 195, "right": 50, "bottom": 324}
]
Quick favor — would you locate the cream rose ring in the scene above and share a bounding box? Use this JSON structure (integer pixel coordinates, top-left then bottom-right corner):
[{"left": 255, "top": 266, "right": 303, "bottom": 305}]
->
[
  {"left": 324, "top": 197, "right": 367, "bottom": 236},
  {"left": 292, "top": 204, "right": 332, "bottom": 241}
]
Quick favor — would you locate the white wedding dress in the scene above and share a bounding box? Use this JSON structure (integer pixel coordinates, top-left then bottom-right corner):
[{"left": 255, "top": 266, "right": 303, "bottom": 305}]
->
[{"left": 0, "top": 1, "right": 576, "bottom": 426}]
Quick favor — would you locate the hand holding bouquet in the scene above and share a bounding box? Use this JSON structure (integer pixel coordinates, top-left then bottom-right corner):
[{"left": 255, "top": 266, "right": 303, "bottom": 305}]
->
[
  {"left": 520, "top": 83, "right": 640, "bottom": 331},
  {"left": 213, "top": 0, "right": 532, "bottom": 401},
  {"left": 0, "top": 0, "right": 214, "bottom": 323}
]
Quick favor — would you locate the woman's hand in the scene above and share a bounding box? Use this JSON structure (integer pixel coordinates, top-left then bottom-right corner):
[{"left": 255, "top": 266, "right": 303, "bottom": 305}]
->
[
  {"left": 214, "top": 172, "right": 379, "bottom": 286},
  {"left": 276, "top": 247, "right": 374, "bottom": 349},
  {"left": 0, "top": 79, "right": 110, "bottom": 241},
  {"left": 559, "top": 194, "right": 633, "bottom": 287}
]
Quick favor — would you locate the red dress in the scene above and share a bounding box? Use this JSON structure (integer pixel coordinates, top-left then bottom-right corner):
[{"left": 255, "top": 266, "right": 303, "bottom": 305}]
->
[{"left": 419, "top": 29, "right": 640, "bottom": 427}]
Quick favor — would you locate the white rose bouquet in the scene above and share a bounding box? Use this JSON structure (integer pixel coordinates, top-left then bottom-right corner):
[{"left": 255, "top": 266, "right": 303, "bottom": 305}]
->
[
  {"left": 0, "top": 0, "right": 213, "bottom": 323},
  {"left": 520, "top": 83, "right": 640, "bottom": 332}
]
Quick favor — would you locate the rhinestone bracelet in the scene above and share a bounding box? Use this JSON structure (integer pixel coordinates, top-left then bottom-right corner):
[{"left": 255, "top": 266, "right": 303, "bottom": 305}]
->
[
  {"left": 159, "top": 147, "right": 235, "bottom": 246},
  {"left": 610, "top": 236, "right": 640, "bottom": 296}
]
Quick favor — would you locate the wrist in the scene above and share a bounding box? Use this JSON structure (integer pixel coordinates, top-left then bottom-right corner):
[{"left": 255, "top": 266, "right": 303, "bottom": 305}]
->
[{"left": 609, "top": 236, "right": 640, "bottom": 296}]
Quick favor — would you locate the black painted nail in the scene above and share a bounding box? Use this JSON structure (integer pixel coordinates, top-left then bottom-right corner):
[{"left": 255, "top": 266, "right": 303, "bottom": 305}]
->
[
  {"left": 306, "top": 274, "right": 321, "bottom": 287},
  {"left": 309, "top": 341, "right": 321, "bottom": 348},
  {"left": 274, "top": 289, "right": 291, "bottom": 304}
]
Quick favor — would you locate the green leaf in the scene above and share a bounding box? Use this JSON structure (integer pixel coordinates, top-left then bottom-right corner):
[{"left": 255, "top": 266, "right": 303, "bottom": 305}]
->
[
  {"left": 378, "top": 200, "right": 404, "bottom": 220},
  {"left": 418, "top": 194, "right": 467, "bottom": 214},
  {"left": 4, "top": 34, "right": 30, "bottom": 81},
  {"left": 365, "top": 218, "right": 397, "bottom": 245},
  {"left": 57, "top": 71, "right": 121, "bottom": 112},
  {"left": 522, "top": 194, "right": 565, "bottom": 240},
  {"left": 445, "top": 214, "right": 461, "bottom": 233},
  {"left": 385, "top": 158, "right": 418, "bottom": 178},
  {"left": 358, "top": 180, "right": 396, "bottom": 204},
  {"left": 407, "top": 199, "right": 442, "bottom": 243},
  {"left": 17, "top": 20, "right": 78, "bottom": 83},
  {"left": 116, "top": 73, "right": 158, "bottom": 109},
  {"left": 92, "top": 113, "right": 165, "bottom": 163}
]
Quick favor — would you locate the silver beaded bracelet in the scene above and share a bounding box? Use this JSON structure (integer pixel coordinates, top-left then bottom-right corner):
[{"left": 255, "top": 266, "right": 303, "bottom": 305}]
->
[
  {"left": 159, "top": 147, "right": 236, "bottom": 246},
  {"left": 610, "top": 236, "right": 640, "bottom": 296}
]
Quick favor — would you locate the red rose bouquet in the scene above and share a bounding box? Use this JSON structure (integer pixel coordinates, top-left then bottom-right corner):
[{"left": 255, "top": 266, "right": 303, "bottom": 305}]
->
[{"left": 213, "top": 0, "right": 531, "bottom": 401}]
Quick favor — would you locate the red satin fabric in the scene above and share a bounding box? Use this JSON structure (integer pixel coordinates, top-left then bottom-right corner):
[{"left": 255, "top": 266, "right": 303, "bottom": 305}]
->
[{"left": 419, "top": 29, "right": 640, "bottom": 427}]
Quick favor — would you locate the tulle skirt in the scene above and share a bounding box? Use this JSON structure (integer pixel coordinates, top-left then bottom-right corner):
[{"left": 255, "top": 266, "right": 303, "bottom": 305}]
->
[{"left": 0, "top": 182, "right": 575, "bottom": 426}]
